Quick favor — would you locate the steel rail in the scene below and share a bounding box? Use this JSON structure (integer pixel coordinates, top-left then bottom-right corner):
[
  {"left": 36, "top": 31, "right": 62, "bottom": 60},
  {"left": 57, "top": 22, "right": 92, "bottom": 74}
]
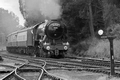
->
[
  {"left": 0, "top": 53, "right": 47, "bottom": 80},
  {"left": 16, "top": 63, "right": 44, "bottom": 80},
  {"left": 45, "top": 58, "right": 120, "bottom": 77},
  {"left": 1, "top": 58, "right": 28, "bottom": 80}
]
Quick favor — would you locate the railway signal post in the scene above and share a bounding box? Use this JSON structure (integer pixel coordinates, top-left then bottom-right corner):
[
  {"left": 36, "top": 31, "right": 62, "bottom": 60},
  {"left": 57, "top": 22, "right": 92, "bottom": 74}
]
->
[
  {"left": 98, "top": 29, "right": 115, "bottom": 76},
  {"left": 108, "top": 36, "right": 115, "bottom": 76}
]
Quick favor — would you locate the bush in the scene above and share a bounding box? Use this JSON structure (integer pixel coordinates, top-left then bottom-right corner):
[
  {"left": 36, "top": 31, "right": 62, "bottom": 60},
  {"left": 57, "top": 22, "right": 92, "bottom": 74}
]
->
[{"left": 70, "top": 37, "right": 99, "bottom": 57}]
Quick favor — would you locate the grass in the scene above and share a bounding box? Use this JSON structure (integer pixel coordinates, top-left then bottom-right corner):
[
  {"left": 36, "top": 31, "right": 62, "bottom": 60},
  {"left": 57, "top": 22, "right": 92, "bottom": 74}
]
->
[{"left": 86, "top": 39, "right": 120, "bottom": 60}]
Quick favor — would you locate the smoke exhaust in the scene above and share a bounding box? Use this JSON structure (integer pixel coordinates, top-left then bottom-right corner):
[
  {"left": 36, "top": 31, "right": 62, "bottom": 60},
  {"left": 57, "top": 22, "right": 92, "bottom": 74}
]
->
[{"left": 39, "top": 0, "right": 62, "bottom": 19}]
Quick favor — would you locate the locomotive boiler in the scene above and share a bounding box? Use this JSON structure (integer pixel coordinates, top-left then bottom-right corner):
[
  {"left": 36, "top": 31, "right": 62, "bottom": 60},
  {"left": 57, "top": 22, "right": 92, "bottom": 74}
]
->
[{"left": 6, "top": 20, "right": 69, "bottom": 58}]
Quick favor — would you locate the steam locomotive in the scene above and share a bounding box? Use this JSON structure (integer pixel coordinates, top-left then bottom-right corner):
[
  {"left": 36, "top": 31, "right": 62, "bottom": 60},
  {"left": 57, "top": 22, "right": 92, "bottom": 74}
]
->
[{"left": 6, "top": 20, "right": 69, "bottom": 58}]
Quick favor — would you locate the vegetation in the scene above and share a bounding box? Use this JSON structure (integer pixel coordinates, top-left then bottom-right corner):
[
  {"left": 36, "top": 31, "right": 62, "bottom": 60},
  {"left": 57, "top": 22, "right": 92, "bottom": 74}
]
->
[
  {"left": 61, "top": 0, "right": 104, "bottom": 42},
  {"left": 61, "top": 0, "right": 120, "bottom": 57},
  {"left": 0, "top": 8, "right": 20, "bottom": 45}
]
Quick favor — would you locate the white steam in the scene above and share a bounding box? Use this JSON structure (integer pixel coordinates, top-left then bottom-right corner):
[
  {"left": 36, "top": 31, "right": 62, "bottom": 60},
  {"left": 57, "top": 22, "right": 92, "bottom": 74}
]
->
[{"left": 39, "top": 0, "right": 62, "bottom": 19}]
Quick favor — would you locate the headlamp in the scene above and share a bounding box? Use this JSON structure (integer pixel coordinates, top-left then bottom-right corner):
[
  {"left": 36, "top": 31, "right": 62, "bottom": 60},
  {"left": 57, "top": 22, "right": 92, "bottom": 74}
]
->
[
  {"left": 46, "top": 46, "right": 50, "bottom": 50},
  {"left": 64, "top": 46, "right": 68, "bottom": 50}
]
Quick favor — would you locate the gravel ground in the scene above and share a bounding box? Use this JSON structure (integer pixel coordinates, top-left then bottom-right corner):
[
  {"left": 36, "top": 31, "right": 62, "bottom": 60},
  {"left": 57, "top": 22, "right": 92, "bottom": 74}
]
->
[
  {"left": 0, "top": 58, "right": 25, "bottom": 67},
  {"left": 48, "top": 70, "right": 120, "bottom": 80},
  {"left": 19, "top": 72, "right": 40, "bottom": 80},
  {"left": 0, "top": 73, "right": 9, "bottom": 79}
]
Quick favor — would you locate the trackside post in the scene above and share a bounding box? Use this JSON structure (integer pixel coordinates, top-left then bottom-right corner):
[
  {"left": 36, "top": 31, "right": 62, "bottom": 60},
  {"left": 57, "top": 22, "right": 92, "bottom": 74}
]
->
[{"left": 98, "top": 29, "right": 115, "bottom": 76}]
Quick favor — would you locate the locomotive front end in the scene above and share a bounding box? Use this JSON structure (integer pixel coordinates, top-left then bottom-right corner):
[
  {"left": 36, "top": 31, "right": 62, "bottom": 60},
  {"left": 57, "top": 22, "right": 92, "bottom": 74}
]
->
[{"left": 43, "top": 20, "right": 69, "bottom": 57}]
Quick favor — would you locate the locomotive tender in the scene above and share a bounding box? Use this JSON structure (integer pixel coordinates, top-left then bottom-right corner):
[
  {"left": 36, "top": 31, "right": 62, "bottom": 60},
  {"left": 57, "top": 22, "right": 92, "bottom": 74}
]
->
[{"left": 6, "top": 20, "right": 69, "bottom": 58}]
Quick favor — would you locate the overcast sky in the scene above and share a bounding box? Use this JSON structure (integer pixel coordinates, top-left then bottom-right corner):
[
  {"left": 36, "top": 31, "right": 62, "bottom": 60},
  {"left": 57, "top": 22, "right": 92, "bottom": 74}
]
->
[{"left": 0, "top": 0, "right": 25, "bottom": 26}]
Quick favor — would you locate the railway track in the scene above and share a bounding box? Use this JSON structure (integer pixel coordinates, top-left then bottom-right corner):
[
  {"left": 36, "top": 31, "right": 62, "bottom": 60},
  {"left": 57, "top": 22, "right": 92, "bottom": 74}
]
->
[
  {"left": 0, "top": 53, "right": 64, "bottom": 80},
  {"left": 0, "top": 64, "right": 16, "bottom": 79},
  {"left": 0, "top": 64, "right": 15, "bottom": 73},
  {"left": 67, "top": 56, "right": 120, "bottom": 67},
  {"left": 1, "top": 52, "right": 120, "bottom": 77},
  {"left": 1, "top": 64, "right": 26, "bottom": 80},
  {"left": 39, "top": 57, "right": 120, "bottom": 77}
]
